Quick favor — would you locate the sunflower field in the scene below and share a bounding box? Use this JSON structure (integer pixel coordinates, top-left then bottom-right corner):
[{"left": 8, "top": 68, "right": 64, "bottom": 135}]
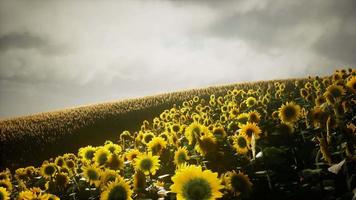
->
[{"left": 0, "top": 69, "right": 355, "bottom": 200}]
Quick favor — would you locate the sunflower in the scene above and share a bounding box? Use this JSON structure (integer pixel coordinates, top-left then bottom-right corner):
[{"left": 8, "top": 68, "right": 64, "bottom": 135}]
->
[
  {"left": 0, "top": 169, "right": 11, "bottom": 181},
  {"left": 185, "top": 122, "right": 209, "bottom": 145},
  {"left": 278, "top": 102, "right": 301, "bottom": 124},
  {"left": 240, "top": 122, "right": 262, "bottom": 142},
  {"left": 309, "top": 107, "right": 328, "bottom": 128},
  {"left": 104, "top": 141, "right": 122, "bottom": 154},
  {"left": 100, "top": 169, "right": 120, "bottom": 188},
  {"left": 120, "top": 131, "right": 132, "bottom": 141},
  {"left": 170, "top": 165, "right": 223, "bottom": 200},
  {"left": 212, "top": 126, "right": 227, "bottom": 139},
  {"left": 346, "top": 76, "right": 356, "bottom": 93},
  {"left": 94, "top": 147, "right": 112, "bottom": 166},
  {"left": 82, "top": 165, "right": 101, "bottom": 187},
  {"left": 229, "top": 107, "right": 239, "bottom": 119},
  {"left": 54, "top": 156, "right": 65, "bottom": 168},
  {"left": 245, "top": 97, "right": 257, "bottom": 107},
  {"left": 106, "top": 154, "right": 124, "bottom": 171},
  {"left": 78, "top": 145, "right": 97, "bottom": 162},
  {"left": 0, "top": 187, "right": 9, "bottom": 200},
  {"left": 0, "top": 179, "right": 12, "bottom": 192},
  {"left": 315, "top": 95, "right": 326, "bottom": 106},
  {"left": 134, "top": 152, "right": 160, "bottom": 175},
  {"left": 248, "top": 110, "right": 261, "bottom": 123},
  {"left": 236, "top": 113, "right": 249, "bottom": 127},
  {"left": 171, "top": 123, "right": 182, "bottom": 133},
  {"left": 54, "top": 172, "right": 69, "bottom": 189},
  {"left": 225, "top": 171, "right": 253, "bottom": 197},
  {"left": 233, "top": 135, "right": 250, "bottom": 154},
  {"left": 147, "top": 137, "right": 167, "bottom": 155},
  {"left": 195, "top": 134, "right": 217, "bottom": 156},
  {"left": 40, "top": 162, "right": 57, "bottom": 179},
  {"left": 326, "top": 84, "right": 345, "bottom": 99},
  {"left": 142, "top": 132, "right": 155, "bottom": 144},
  {"left": 174, "top": 147, "right": 190, "bottom": 166},
  {"left": 100, "top": 178, "right": 133, "bottom": 200},
  {"left": 125, "top": 149, "right": 141, "bottom": 162}
]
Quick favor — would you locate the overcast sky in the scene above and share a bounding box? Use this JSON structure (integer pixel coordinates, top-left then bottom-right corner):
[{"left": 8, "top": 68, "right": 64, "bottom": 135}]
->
[{"left": 0, "top": 0, "right": 355, "bottom": 118}]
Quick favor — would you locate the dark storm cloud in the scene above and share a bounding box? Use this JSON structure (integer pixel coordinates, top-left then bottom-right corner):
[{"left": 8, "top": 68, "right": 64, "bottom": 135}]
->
[
  {"left": 0, "top": 32, "right": 67, "bottom": 55},
  {"left": 203, "top": 0, "right": 356, "bottom": 61}
]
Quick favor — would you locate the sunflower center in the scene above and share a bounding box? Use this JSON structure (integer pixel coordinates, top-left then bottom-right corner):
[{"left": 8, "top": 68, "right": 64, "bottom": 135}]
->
[
  {"left": 182, "top": 178, "right": 212, "bottom": 200},
  {"left": 246, "top": 128, "right": 254, "bottom": 137},
  {"left": 44, "top": 166, "right": 56, "bottom": 176},
  {"left": 85, "top": 150, "right": 95, "bottom": 160},
  {"left": 177, "top": 152, "right": 187, "bottom": 164},
  {"left": 107, "top": 185, "right": 128, "bottom": 200},
  {"left": 237, "top": 137, "right": 247, "bottom": 148},
  {"left": 330, "top": 87, "right": 342, "bottom": 97},
  {"left": 140, "top": 158, "right": 153, "bottom": 171},
  {"left": 173, "top": 125, "right": 180, "bottom": 132},
  {"left": 98, "top": 153, "right": 109, "bottom": 165},
  {"left": 87, "top": 169, "right": 99, "bottom": 180},
  {"left": 144, "top": 135, "right": 154, "bottom": 143},
  {"left": 283, "top": 106, "right": 296, "bottom": 120}
]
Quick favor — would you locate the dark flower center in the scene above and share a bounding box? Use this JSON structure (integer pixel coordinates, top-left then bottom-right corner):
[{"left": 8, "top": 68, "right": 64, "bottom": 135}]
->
[{"left": 183, "top": 178, "right": 212, "bottom": 200}]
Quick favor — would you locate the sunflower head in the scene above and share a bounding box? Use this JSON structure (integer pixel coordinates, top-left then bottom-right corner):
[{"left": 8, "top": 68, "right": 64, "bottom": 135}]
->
[
  {"left": 94, "top": 147, "right": 112, "bottom": 166},
  {"left": 134, "top": 152, "right": 160, "bottom": 175},
  {"left": 82, "top": 165, "right": 101, "bottom": 187},
  {"left": 106, "top": 154, "right": 124, "bottom": 171},
  {"left": 278, "top": 102, "right": 301, "bottom": 124},
  {"left": 100, "top": 169, "right": 120, "bottom": 188},
  {"left": 185, "top": 122, "right": 209, "bottom": 145},
  {"left": 245, "top": 97, "right": 257, "bottom": 107},
  {"left": 0, "top": 179, "right": 12, "bottom": 192},
  {"left": 40, "top": 162, "right": 57, "bottom": 179},
  {"left": 0, "top": 169, "right": 11, "bottom": 181},
  {"left": 100, "top": 178, "right": 133, "bottom": 200},
  {"left": 212, "top": 126, "right": 227, "bottom": 139},
  {"left": 54, "top": 156, "right": 65, "bottom": 167},
  {"left": 326, "top": 84, "right": 345, "bottom": 99},
  {"left": 55, "top": 172, "right": 69, "bottom": 188},
  {"left": 0, "top": 187, "right": 10, "bottom": 200},
  {"left": 79, "top": 145, "right": 97, "bottom": 162},
  {"left": 225, "top": 171, "right": 253, "bottom": 197},
  {"left": 147, "top": 137, "right": 167, "bottom": 155},
  {"left": 233, "top": 135, "right": 250, "bottom": 155},
  {"left": 195, "top": 134, "right": 217, "bottom": 156},
  {"left": 104, "top": 141, "right": 122, "bottom": 154},
  {"left": 170, "top": 165, "right": 223, "bottom": 200},
  {"left": 125, "top": 149, "right": 141, "bottom": 162},
  {"left": 346, "top": 76, "right": 356, "bottom": 93},
  {"left": 174, "top": 147, "right": 190, "bottom": 167},
  {"left": 248, "top": 110, "right": 261, "bottom": 123},
  {"left": 240, "top": 122, "right": 262, "bottom": 142},
  {"left": 142, "top": 132, "right": 155, "bottom": 144}
]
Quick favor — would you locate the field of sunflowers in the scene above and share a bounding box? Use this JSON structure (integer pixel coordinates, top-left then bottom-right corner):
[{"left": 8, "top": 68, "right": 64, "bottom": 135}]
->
[{"left": 0, "top": 68, "right": 355, "bottom": 200}]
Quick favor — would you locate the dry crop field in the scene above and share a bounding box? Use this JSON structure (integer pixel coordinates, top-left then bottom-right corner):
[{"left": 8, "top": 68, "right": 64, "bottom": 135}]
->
[{"left": 0, "top": 69, "right": 355, "bottom": 200}]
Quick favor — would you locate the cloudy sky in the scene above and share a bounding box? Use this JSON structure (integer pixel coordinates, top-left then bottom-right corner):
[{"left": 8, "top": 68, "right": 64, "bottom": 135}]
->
[{"left": 0, "top": 0, "right": 355, "bottom": 118}]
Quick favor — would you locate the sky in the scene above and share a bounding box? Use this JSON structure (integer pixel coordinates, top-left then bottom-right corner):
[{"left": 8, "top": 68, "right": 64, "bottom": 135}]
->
[{"left": 0, "top": 0, "right": 355, "bottom": 118}]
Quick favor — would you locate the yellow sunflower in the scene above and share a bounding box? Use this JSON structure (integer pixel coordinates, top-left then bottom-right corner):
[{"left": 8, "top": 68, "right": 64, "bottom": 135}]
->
[
  {"left": 248, "top": 110, "right": 261, "bottom": 123},
  {"left": 94, "top": 147, "right": 112, "bottom": 166},
  {"left": 237, "top": 113, "right": 249, "bottom": 127},
  {"left": 240, "top": 122, "right": 262, "bottom": 142},
  {"left": 278, "top": 102, "right": 301, "bottom": 124},
  {"left": 104, "top": 141, "right": 122, "bottom": 154},
  {"left": 174, "top": 147, "right": 190, "bottom": 167},
  {"left": 225, "top": 170, "right": 253, "bottom": 197},
  {"left": 233, "top": 135, "right": 250, "bottom": 154},
  {"left": 120, "top": 130, "right": 132, "bottom": 141},
  {"left": 142, "top": 132, "right": 155, "bottom": 144},
  {"left": 315, "top": 95, "right": 326, "bottom": 106},
  {"left": 54, "top": 172, "right": 69, "bottom": 189},
  {"left": 212, "top": 126, "right": 227, "bottom": 139},
  {"left": 195, "top": 134, "right": 217, "bottom": 156},
  {"left": 0, "top": 169, "right": 11, "bottom": 181},
  {"left": 100, "top": 169, "right": 120, "bottom": 188},
  {"left": 245, "top": 97, "right": 257, "bottom": 107},
  {"left": 147, "top": 136, "right": 167, "bottom": 155},
  {"left": 106, "top": 154, "right": 124, "bottom": 171},
  {"left": 346, "top": 76, "right": 356, "bottom": 93},
  {"left": 78, "top": 145, "right": 97, "bottom": 162},
  {"left": 125, "top": 149, "right": 141, "bottom": 162},
  {"left": 0, "top": 179, "right": 12, "bottom": 192},
  {"left": 170, "top": 165, "right": 223, "bottom": 200},
  {"left": 134, "top": 152, "right": 160, "bottom": 175},
  {"left": 100, "top": 178, "right": 133, "bottom": 200},
  {"left": 40, "top": 162, "right": 57, "bottom": 179},
  {"left": 0, "top": 187, "right": 10, "bottom": 200},
  {"left": 185, "top": 122, "right": 209, "bottom": 145},
  {"left": 326, "top": 84, "right": 345, "bottom": 99},
  {"left": 54, "top": 156, "right": 65, "bottom": 168},
  {"left": 82, "top": 165, "right": 101, "bottom": 187}
]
